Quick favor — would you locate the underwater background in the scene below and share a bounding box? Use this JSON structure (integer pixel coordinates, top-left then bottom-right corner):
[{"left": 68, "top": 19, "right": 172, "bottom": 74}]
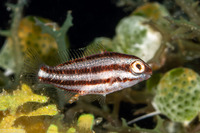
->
[{"left": 0, "top": 0, "right": 200, "bottom": 133}]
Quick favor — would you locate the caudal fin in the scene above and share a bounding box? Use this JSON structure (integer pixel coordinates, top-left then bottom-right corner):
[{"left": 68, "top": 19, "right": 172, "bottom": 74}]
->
[{"left": 20, "top": 48, "right": 44, "bottom": 85}]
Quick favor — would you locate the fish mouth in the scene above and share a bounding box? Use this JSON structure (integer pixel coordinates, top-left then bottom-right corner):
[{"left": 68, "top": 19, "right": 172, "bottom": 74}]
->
[
  {"left": 145, "top": 74, "right": 152, "bottom": 80},
  {"left": 141, "top": 73, "right": 152, "bottom": 80},
  {"left": 143, "top": 67, "right": 152, "bottom": 80},
  {"left": 145, "top": 63, "right": 153, "bottom": 79}
]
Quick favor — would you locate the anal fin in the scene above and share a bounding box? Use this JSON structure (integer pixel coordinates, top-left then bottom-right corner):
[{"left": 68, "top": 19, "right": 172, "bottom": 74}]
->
[
  {"left": 86, "top": 94, "right": 106, "bottom": 106},
  {"left": 55, "top": 86, "right": 78, "bottom": 107}
]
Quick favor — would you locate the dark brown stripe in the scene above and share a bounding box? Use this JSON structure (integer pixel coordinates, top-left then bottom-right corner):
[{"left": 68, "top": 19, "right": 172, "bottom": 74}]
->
[
  {"left": 39, "top": 77, "right": 138, "bottom": 86},
  {"left": 41, "top": 66, "right": 47, "bottom": 71},
  {"left": 57, "top": 52, "right": 140, "bottom": 67},
  {"left": 42, "top": 64, "right": 130, "bottom": 75}
]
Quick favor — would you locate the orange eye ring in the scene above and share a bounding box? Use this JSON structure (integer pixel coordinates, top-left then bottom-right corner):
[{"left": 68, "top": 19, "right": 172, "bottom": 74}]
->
[{"left": 130, "top": 60, "right": 145, "bottom": 74}]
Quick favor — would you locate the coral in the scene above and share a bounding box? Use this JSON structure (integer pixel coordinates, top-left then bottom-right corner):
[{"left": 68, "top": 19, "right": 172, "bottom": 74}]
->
[
  {"left": 0, "top": 84, "right": 48, "bottom": 114},
  {"left": 46, "top": 114, "right": 95, "bottom": 133},
  {"left": 77, "top": 114, "right": 94, "bottom": 131},
  {"left": 47, "top": 124, "right": 59, "bottom": 133},
  {"left": 153, "top": 68, "right": 200, "bottom": 125},
  {"left": 0, "top": 84, "right": 95, "bottom": 133},
  {"left": 0, "top": 84, "right": 59, "bottom": 132},
  {"left": 66, "top": 128, "right": 76, "bottom": 133}
]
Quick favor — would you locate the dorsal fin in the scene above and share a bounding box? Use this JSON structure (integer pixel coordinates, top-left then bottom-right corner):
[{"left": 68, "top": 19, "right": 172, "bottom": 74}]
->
[
  {"left": 52, "top": 43, "right": 106, "bottom": 65},
  {"left": 21, "top": 43, "right": 105, "bottom": 83},
  {"left": 84, "top": 43, "right": 105, "bottom": 56}
]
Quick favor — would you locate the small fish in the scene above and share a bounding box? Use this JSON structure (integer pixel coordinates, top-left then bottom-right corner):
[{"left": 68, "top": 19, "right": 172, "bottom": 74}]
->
[{"left": 22, "top": 44, "right": 152, "bottom": 104}]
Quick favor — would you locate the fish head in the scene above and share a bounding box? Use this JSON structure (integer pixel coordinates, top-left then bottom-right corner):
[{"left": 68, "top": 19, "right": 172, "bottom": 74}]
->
[{"left": 129, "top": 59, "right": 152, "bottom": 81}]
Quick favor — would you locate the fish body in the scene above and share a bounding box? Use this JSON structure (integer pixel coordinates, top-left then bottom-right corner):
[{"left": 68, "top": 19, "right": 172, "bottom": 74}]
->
[
  {"left": 37, "top": 51, "right": 152, "bottom": 96},
  {"left": 22, "top": 45, "right": 152, "bottom": 104}
]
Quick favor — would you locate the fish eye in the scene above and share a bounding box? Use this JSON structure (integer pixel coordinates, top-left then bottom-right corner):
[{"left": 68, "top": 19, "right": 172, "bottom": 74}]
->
[{"left": 130, "top": 60, "right": 145, "bottom": 74}]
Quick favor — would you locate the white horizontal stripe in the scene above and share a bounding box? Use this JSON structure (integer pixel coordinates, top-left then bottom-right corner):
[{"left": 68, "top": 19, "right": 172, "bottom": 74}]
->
[
  {"left": 38, "top": 69, "right": 138, "bottom": 81},
  {"left": 38, "top": 69, "right": 49, "bottom": 78}
]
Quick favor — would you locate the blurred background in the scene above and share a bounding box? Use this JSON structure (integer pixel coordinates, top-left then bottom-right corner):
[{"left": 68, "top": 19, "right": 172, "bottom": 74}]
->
[{"left": 0, "top": 0, "right": 129, "bottom": 48}]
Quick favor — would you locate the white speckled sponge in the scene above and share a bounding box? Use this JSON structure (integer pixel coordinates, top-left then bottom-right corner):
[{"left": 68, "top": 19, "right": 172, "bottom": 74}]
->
[{"left": 153, "top": 67, "right": 200, "bottom": 125}]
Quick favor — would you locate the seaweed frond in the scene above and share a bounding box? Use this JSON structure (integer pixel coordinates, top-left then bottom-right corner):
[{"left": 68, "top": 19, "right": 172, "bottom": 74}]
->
[
  {"left": 5, "top": 0, "right": 26, "bottom": 82},
  {"left": 175, "top": 0, "right": 200, "bottom": 25},
  {"left": 34, "top": 11, "right": 73, "bottom": 50}
]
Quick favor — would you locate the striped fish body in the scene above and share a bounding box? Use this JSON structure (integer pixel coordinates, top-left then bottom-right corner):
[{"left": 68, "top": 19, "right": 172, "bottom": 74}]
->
[{"left": 38, "top": 51, "right": 152, "bottom": 96}]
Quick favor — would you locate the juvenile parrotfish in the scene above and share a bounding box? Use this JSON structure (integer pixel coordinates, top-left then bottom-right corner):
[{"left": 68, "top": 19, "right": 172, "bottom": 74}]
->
[{"left": 22, "top": 44, "right": 152, "bottom": 104}]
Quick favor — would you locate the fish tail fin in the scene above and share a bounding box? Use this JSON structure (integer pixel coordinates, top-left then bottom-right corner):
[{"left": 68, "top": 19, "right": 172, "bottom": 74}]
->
[{"left": 20, "top": 48, "right": 45, "bottom": 86}]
